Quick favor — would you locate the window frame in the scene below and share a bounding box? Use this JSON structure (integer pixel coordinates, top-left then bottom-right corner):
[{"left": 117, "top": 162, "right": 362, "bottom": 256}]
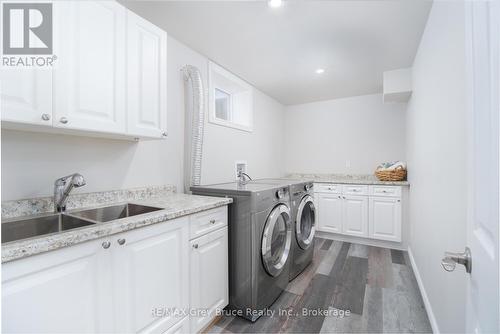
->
[{"left": 208, "top": 61, "right": 253, "bottom": 132}]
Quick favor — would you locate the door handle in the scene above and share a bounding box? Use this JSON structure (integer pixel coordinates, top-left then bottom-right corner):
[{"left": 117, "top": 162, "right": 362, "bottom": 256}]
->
[{"left": 441, "top": 247, "right": 472, "bottom": 273}]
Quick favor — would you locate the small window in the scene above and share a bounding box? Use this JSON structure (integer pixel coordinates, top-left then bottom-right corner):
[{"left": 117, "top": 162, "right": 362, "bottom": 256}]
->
[
  {"left": 209, "top": 61, "right": 253, "bottom": 132},
  {"left": 214, "top": 88, "right": 232, "bottom": 121}
]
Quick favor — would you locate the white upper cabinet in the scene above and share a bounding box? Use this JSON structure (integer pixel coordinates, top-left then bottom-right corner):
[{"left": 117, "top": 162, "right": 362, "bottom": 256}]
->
[
  {"left": 54, "top": 1, "right": 126, "bottom": 133},
  {"left": 127, "top": 11, "right": 167, "bottom": 138},
  {"left": 0, "top": 68, "right": 53, "bottom": 126},
  {"left": 1, "top": 1, "right": 167, "bottom": 140}
]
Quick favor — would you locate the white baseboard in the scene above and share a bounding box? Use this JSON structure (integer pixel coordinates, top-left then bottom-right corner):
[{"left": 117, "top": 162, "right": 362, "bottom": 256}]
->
[
  {"left": 407, "top": 246, "right": 440, "bottom": 334},
  {"left": 316, "top": 230, "right": 406, "bottom": 250}
]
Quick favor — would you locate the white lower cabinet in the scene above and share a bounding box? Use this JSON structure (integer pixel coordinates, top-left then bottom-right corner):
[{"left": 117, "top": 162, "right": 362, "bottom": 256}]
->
[
  {"left": 112, "top": 218, "right": 189, "bottom": 334},
  {"left": 316, "top": 193, "right": 342, "bottom": 233},
  {"left": 342, "top": 195, "right": 369, "bottom": 237},
  {"left": 190, "top": 226, "right": 228, "bottom": 332},
  {"left": 2, "top": 238, "right": 112, "bottom": 333},
  {"left": 315, "top": 184, "right": 402, "bottom": 243},
  {"left": 2, "top": 207, "right": 229, "bottom": 334},
  {"left": 369, "top": 197, "right": 402, "bottom": 242}
]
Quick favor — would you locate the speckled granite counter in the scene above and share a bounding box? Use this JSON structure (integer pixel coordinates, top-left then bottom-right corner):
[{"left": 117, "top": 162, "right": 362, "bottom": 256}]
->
[
  {"left": 1, "top": 186, "right": 232, "bottom": 263},
  {"left": 286, "top": 173, "right": 410, "bottom": 186}
]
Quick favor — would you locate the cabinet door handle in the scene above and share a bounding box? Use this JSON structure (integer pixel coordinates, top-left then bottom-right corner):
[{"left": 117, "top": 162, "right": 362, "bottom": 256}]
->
[
  {"left": 193, "top": 244, "right": 199, "bottom": 249},
  {"left": 102, "top": 241, "right": 111, "bottom": 249},
  {"left": 210, "top": 219, "right": 216, "bottom": 225},
  {"left": 41, "top": 113, "right": 51, "bottom": 121},
  {"left": 338, "top": 196, "right": 341, "bottom": 199},
  {"left": 117, "top": 238, "right": 126, "bottom": 245},
  {"left": 59, "top": 117, "right": 68, "bottom": 124},
  {"left": 162, "top": 131, "right": 168, "bottom": 137}
]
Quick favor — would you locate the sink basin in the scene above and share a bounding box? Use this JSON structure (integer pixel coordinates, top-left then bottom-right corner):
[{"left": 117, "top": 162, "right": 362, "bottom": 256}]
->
[
  {"left": 70, "top": 203, "right": 162, "bottom": 223},
  {"left": 2, "top": 214, "right": 95, "bottom": 244}
]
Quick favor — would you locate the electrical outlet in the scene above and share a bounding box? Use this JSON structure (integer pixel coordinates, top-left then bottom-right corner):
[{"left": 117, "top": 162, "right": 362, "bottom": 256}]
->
[{"left": 235, "top": 161, "right": 247, "bottom": 180}]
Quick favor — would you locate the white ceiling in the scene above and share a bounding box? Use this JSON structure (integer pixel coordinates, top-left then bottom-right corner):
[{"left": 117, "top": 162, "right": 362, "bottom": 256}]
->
[{"left": 121, "top": 1, "right": 432, "bottom": 105}]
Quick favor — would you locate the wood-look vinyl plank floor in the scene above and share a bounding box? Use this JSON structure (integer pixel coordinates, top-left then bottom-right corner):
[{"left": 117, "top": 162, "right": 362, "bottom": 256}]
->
[{"left": 213, "top": 239, "right": 432, "bottom": 334}]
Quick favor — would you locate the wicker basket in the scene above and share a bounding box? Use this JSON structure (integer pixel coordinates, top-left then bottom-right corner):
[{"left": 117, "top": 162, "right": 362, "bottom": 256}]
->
[{"left": 375, "top": 165, "right": 407, "bottom": 181}]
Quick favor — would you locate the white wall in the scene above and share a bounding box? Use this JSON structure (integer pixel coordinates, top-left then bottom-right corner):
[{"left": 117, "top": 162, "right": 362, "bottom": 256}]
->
[
  {"left": 1, "top": 36, "right": 285, "bottom": 201},
  {"left": 202, "top": 89, "right": 285, "bottom": 184},
  {"left": 284, "top": 93, "right": 406, "bottom": 175},
  {"left": 406, "top": 2, "right": 467, "bottom": 333}
]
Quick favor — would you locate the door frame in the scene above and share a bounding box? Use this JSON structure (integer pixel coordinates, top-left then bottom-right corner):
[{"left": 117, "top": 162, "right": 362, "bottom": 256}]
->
[{"left": 464, "top": 0, "right": 500, "bottom": 332}]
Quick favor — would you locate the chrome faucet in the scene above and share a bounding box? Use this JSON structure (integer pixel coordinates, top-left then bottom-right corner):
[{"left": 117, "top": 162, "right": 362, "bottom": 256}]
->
[{"left": 54, "top": 173, "right": 86, "bottom": 212}]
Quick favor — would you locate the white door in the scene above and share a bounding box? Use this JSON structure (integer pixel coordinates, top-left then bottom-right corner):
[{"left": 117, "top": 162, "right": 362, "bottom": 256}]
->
[
  {"left": 53, "top": 1, "right": 126, "bottom": 133},
  {"left": 190, "top": 227, "right": 228, "bottom": 333},
  {"left": 2, "top": 238, "right": 113, "bottom": 333},
  {"left": 127, "top": 10, "right": 167, "bottom": 138},
  {"left": 463, "top": 1, "right": 499, "bottom": 332},
  {"left": 316, "top": 193, "right": 342, "bottom": 233},
  {"left": 111, "top": 217, "right": 189, "bottom": 334},
  {"left": 369, "top": 197, "right": 401, "bottom": 242},
  {"left": 342, "top": 195, "right": 368, "bottom": 237},
  {"left": 0, "top": 68, "right": 52, "bottom": 126}
]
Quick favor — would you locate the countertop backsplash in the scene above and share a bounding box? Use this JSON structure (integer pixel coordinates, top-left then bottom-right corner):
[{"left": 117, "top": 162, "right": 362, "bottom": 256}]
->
[{"left": 1, "top": 185, "right": 177, "bottom": 219}]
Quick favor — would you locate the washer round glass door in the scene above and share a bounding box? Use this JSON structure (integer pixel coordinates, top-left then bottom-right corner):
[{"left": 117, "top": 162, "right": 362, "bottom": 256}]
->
[
  {"left": 296, "top": 195, "right": 316, "bottom": 249},
  {"left": 261, "top": 204, "right": 292, "bottom": 277}
]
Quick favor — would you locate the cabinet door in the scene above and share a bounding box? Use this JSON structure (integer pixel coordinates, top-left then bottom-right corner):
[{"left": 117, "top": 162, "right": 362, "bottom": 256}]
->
[
  {"left": 126, "top": 11, "right": 167, "bottom": 138},
  {"left": 342, "top": 195, "right": 368, "bottom": 237},
  {"left": 190, "top": 227, "right": 228, "bottom": 333},
  {"left": 54, "top": 1, "right": 126, "bottom": 133},
  {"left": 316, "top": 193, "right": 342, "bottom": 233},
  {"left": 2, "top": 238, "right": 113, "bottom": 333},
  {"left": 369, "top": 197, "right": 402, "bottom": 242},
  {"left": 112, "top": 218, "right": 189, "bottom": 334},
  {"left": 0, "top": 68, "right": 52, "bottom": 126}
]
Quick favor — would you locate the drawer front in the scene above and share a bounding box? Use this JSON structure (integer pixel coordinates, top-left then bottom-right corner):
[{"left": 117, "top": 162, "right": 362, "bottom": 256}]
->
[
  {"left": 190, "top": 207, "right": 228, "bottom": 240},
  {"left": 369, "top": 186, "right": 402, "bottom": 197},
  {"left": 314, "top": 183, "right": 341, "bottom": 194},
  {"left": 342, "top": 185, "right": 368, "bottom": 196}
]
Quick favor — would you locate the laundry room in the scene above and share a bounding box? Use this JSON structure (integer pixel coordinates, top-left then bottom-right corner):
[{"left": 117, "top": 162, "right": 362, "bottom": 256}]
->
[{"left": 0, "top": 1, "right": 498, "bottom": 334}]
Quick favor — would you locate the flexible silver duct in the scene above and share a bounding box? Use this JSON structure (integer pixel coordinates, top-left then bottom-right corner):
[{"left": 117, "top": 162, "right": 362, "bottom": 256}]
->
[{"left": 182, "top": 65, "right": 205, "bottom": 193}]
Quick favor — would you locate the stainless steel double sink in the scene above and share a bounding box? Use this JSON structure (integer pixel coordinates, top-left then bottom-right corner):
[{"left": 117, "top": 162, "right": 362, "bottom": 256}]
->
[{"left": 2, "top": 203, "right": 162, "bottom": 244}]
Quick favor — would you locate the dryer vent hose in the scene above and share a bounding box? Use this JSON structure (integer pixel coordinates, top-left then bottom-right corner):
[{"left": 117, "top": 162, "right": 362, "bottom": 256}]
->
[{"left": 182, "top": 65, "right": 205, "bottom": 193}]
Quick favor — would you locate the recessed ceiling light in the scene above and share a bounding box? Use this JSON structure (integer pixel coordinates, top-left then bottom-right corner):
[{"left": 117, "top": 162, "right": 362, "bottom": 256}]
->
[
  {"left": 268, "top": 0, "right": 282, "bottom": 8},
  {"left": 315, "top": 68, "right": 325, "bottom": 74}
]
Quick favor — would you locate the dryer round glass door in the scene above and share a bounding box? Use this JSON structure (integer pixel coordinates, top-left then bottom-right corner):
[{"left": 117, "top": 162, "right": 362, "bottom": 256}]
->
[
  {"left": 261, "top": 204, "right": 292, "bottom": 277},
  {"left": 296, "top": 195, "right": 316, "bottom": 250}
]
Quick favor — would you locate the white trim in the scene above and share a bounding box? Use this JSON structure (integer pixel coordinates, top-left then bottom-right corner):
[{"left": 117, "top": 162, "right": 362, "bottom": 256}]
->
[
  {"left": 208, "top": 61, "right": 253, "bottom": 132},
  {"left": 407, "top": 246, "right": 440, "bottom": 334}
]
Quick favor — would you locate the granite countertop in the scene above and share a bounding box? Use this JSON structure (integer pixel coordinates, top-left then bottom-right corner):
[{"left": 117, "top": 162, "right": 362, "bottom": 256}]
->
[
  {"left": 286, "top": 173, "right": 410, "bottom": 186},
  {"left": 1, "top": 186, "right": 232, "bottom": 263}
]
